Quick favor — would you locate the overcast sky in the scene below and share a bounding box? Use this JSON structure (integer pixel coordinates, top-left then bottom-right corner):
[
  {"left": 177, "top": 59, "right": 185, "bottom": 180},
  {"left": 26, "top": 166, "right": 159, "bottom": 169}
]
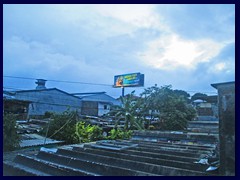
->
[{"left": 3, "top": 4, "right": 235, "bottom": 98}]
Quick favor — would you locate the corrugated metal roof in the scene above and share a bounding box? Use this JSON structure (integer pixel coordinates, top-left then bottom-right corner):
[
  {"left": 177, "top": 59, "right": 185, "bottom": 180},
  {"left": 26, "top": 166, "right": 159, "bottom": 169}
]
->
[
  {"left": 80, "top": 93, "right": 121, "bottom": 106},
  {"left": 15, "top": 88, "right": 82, "bottom": 100},
  {"left": 20, "top": 134, "right": 63, "bottom": 148}
]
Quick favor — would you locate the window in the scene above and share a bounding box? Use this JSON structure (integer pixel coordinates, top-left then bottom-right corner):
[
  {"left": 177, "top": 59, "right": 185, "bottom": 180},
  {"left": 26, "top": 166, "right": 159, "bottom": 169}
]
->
[{"left": 104, "top": 105, "right": 108, "bottom": 110}]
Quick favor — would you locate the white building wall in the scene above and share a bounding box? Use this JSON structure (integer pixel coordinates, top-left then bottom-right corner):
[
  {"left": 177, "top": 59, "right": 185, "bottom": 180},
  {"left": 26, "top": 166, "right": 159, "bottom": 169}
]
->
[
  {"left": 98, "top": 102, "right": 110, "bottom": 116},
  {"left": 199, "top": 102, "right": 212, "bottom": 108}
]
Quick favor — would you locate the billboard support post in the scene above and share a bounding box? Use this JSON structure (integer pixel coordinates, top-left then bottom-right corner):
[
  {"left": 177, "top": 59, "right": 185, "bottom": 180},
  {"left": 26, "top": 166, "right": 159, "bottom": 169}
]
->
[{"left": 121, "top": 87, "right": 125, "bottom": 97}]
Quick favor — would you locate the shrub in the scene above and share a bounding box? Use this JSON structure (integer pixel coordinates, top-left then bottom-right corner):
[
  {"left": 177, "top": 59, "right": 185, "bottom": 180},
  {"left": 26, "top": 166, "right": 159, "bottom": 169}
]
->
[
  {"left": 108, "top": 128, "right": 132, "bottom": 140},
  {"left": 42, "top": 110, "right": 79, "bottom": 144},
  {"left": 75, "top": 121, "right": 103, "bottom": 143},
  {"left": 3, "top": 113, "right": 20, "bottom": 151}
]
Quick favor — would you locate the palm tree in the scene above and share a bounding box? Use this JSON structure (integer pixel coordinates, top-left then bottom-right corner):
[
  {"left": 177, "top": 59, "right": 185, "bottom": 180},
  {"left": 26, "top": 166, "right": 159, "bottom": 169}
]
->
[{"left": 110, "top": 91, "right": 144, "bottom": 130}]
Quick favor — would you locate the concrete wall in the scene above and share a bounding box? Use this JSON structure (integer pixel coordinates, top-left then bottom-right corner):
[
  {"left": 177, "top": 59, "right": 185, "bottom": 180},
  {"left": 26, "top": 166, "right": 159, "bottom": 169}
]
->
[
  {"left": 98, "top": 102, "right": 110, "bottom": 116},
  {"left": 81, "top": 101, "right": 112, "bottom": 117},
  {"left": 213, "top": 82, "right": 235, "bottom": 176}
]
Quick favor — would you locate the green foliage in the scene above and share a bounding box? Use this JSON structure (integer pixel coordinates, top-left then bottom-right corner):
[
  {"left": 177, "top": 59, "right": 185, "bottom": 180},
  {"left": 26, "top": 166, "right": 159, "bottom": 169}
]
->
[
  {"left": 42, "top": 110, "right": 79, "bottom": 144},
  {"left": 44, "top": 111, "right": 54, "bottom": 118},
  {"left": 75, "top": 121, "right": 103, "bottom": 143},
  {"left": 108, "top": 129, "right": 132, "bottom": 140},
  {"left": 110, "top": 91, "right": 145, "bottom": 131},
  {"left": 173, "top": 89, "right": 191, "bottom": 103},
  {"left": 141, "top": 85, "right": 196, "bottom": 131},
  {"left": 191, "top": 92, "right": 208, "bottom": 102},
  {"left": 3, "top": 113, "right": 20, "bottom": 151},
  {"left": 42, "top": 110, "right": 132, "bottom": 145}
]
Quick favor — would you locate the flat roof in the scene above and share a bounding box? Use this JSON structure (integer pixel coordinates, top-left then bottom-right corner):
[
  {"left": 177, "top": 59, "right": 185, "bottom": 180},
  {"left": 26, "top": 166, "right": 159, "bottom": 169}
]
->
[{"left": 211, "top": 81, "right": 235, "bottom": 89}]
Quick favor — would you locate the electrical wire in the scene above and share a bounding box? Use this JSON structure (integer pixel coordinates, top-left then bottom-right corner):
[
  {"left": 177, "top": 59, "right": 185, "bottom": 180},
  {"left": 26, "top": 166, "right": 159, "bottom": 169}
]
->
[
  {"left": 3, "top": 75, "right": 112, "bottom": 87},
  {"left": 3, "top": 75, "right": 218, "bottom": 95}
]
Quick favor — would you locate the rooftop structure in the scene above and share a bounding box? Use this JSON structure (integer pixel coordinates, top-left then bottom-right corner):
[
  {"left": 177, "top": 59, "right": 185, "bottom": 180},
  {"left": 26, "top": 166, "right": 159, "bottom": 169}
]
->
[{"left": 4, "top": 131, "right": 219, "bottom": 176}]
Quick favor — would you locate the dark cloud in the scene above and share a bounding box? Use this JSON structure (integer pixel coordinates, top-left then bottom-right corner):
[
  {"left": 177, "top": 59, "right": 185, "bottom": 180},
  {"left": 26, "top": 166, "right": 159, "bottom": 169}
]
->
[{"left": 157, "top": 4, "right": 235, "bottom": 41}]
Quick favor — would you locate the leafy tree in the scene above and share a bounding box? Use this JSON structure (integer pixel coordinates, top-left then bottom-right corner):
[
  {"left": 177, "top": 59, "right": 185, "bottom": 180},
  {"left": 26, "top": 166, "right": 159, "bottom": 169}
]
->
[
  {"left": 42, "top": 110, "right": 79, "bottom": 144},
  {"left": 141, "top": 85, "right": 196, "bottom": 131},
  {"left": 191, "top": 93, "right": 208, "bottom": 102},
  {"left": 174, "top": 90, "right": 191, "bottom": 103},
  {"left": 3, "top": 113, "right": 20, "bottom": 151}
]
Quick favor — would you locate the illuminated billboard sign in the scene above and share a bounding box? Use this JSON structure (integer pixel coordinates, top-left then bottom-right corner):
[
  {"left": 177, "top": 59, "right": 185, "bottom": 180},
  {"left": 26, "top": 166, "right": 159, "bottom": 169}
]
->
[{"left": 113, "top": 72, "right": 144, "bottom": 88}]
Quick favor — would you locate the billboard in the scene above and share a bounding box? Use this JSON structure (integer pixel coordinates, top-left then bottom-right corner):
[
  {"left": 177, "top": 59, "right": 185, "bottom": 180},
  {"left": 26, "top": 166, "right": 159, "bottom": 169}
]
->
[{"left": 113, "top": 72, "right": 144, "bottom": 88}]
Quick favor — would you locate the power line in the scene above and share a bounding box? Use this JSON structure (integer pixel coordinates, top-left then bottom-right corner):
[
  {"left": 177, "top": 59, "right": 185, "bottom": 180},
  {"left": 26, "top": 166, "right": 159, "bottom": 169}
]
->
[
  {"left": 3, "top": 75, "right": 112, "bottom": 87},
  {"left": 4, "top": 75, "right": 217, "bottom": 95},
  {"left": 130, "top": 86, "right": 217, "bottom": 95}
]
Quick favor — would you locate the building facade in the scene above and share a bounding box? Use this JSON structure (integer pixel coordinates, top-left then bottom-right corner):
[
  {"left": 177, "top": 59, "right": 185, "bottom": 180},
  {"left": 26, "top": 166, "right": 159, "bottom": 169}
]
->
[
  {"left": 73, "top": 92, "right": 121, "bottom": 117},
  {"left": 12, "top": 79, "right": 82, "bottom": 118}
]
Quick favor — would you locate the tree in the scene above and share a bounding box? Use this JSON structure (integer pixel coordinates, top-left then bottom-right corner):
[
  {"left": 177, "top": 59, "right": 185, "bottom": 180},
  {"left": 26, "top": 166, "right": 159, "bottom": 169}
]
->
[
  {"left": 42, "top": 110, "right": 79, "bottom": 144},
  {"left": 110, "top": 91, "right": 144, "bottom": 131},
  {"left": 3, "top": 113, "right": 20, "bottom": 151},
  {"left": 191, "top": 93, "right": 208, "bottom": 102},
  {"left": 141, "top": 85, "right": 196, "bottom": 131},
  {"left": 174, "top": 90, "right": 191, "bottom": 103}
]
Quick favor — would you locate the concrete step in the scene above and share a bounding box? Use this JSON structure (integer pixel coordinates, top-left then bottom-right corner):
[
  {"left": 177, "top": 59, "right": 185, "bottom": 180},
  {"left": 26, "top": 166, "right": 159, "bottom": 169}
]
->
[
  {"left": 136, "top": 143, "right": 211, "bottom": 154},
  {"left": 96, "top": 140, "right": 210, "bottom": 157},
  {"left": 129, "top": 139, "right": 214, "bottom": 150},
  {"left": 132, "top": 131, "right": 218, "bottom": 143},
  {"left": 37, "top": 151, "right": 157, "bottom": 176},
  {"left": 60, "top": 147, "right": 211, "bottom": 176},
  {"left": 72, "top": 146, "right": 210, "bottom": 173},
  {"left": 131, "top": 146, "right": 203, "bottom": 158},
  {"left": 128, "top": 139, "right": 215, "bottom": 150},
  {"left": 14, "top": 154, "right": 97, "bottom": 176},
  {"left": 83, "top": 143, "right": 199, "bottom": 163},
  {"left": 3, "top": 161, "right": 50, "bottom": 176},
  {"left": 57, "top": 148, "right": 163, "bottom": 175}
]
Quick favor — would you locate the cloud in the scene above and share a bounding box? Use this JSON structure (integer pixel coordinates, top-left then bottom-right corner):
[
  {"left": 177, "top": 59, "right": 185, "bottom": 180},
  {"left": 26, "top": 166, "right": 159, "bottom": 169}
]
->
[
  {"left": 137, "top": 34, "right": 224, "bottom": 70},
  {"left": 4, "top": 36, "right": 95, "bottom": 75},
  {"left": 3, "top": 4, "right": 235, "bottom": 97},
  {"left": 3, "top": 36, "right": 119, "bottom": 89},
  {"left": 93, "top": 4, "right": 160, "bottom": 29},
  {"left": 156, "top": 4, "right": 235, "bottom": 42}
]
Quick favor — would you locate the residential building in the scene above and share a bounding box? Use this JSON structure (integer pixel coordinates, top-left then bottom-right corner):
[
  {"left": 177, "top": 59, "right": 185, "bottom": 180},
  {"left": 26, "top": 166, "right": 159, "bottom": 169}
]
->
[
  {"left": 72, "top": 92, "right": 121, "bottom": 117},
  {"left": 192, "top": 95, "right": 218, "bottom": 121}
]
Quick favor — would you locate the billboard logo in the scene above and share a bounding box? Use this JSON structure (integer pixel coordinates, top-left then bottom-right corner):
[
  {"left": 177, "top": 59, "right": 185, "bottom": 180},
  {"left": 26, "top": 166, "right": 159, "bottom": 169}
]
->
[{"left": 114, "top": 72, "right": 144, "bottom": 88}]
